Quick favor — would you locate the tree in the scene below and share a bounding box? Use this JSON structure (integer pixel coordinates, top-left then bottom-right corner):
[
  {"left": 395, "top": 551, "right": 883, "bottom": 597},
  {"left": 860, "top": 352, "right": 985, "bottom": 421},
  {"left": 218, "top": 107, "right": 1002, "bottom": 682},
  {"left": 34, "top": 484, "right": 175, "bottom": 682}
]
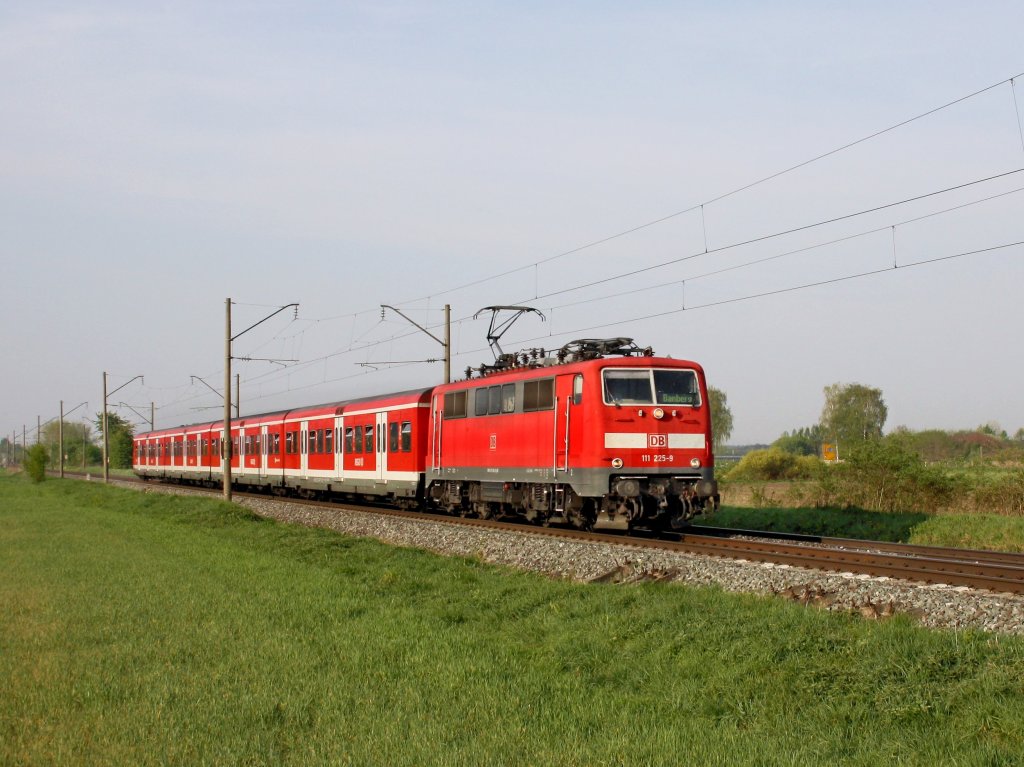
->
[
  {"left": 772, "top": 425, "right": 823, "bottom": 456},
  {"left": 707, "top": 386, "right": 733, "bottom": 454},
  {"left": 977, "top": 422, "right": 1008, "bottom": 439},
  {"left": 41, "top": 420, "right": 97, "bottom": 467},
  {"left": 94, "top": 412, "right": 136, "bottom": 469},
  {"left": 819, "top": 382, "right": 887, "bottom": 445}
]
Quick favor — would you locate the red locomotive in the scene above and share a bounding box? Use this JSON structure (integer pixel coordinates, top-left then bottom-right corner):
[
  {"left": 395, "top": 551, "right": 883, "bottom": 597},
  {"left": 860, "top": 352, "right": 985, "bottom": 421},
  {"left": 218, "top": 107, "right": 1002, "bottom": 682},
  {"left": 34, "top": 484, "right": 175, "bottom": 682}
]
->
[{"left": 134, "top": 338, "right": 718, "bottom": 530}]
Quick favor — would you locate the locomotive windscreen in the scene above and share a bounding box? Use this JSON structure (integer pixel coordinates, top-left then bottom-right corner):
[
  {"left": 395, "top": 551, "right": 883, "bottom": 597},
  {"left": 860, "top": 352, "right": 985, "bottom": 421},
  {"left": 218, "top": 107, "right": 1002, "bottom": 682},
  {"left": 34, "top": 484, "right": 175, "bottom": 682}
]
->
[{"left": 602, "top": 368, "right": 700, "bottom": 406}]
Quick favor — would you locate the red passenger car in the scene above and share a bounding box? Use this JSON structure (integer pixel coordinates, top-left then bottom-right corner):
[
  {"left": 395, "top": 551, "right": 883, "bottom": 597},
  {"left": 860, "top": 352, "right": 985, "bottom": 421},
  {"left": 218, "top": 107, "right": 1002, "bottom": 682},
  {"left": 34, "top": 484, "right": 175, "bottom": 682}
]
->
[{"left": 134, "top": 390, "right": 432, "bottom": 507}]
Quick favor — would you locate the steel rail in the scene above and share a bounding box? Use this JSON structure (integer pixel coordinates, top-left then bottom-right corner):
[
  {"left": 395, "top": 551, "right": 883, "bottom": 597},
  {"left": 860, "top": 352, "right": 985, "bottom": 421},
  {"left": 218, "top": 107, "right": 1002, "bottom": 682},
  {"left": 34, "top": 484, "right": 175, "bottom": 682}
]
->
[{"left": 685, "top": 525, "right": 1024, "bottom": 567}]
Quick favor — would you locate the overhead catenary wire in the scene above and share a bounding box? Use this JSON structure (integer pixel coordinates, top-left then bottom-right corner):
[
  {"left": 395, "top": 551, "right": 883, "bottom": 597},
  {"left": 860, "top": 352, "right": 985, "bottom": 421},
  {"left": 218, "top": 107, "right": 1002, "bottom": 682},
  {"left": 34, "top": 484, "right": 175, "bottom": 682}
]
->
[
  {"left": 225, "top": 166, "right": 1024, "bottom": 395},
  {"left": 389, "top": 71, "right": 1024, "bottom": 306},
  {"left": 154, "top": 177, "right": 1023, "bottom": 426},
  {"left": 515, "top": 168, "right": 1024, "bottom": 306},
  {"left": 188, "top": 239, "right": 1023, "bottom": 416},
  {"left": 542, "top": 183, "right": 1024, "bottom": 313},
  {"left": 130, "top": 72, "right": 1024, "bottom": 426}
]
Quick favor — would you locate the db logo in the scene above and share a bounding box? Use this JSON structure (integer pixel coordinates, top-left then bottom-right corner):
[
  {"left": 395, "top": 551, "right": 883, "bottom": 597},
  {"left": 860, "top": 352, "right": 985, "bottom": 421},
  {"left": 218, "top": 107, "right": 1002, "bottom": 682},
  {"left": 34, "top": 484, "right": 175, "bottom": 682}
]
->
[{"left": 648, "top": 434, "right": 668, "bottom": 448}]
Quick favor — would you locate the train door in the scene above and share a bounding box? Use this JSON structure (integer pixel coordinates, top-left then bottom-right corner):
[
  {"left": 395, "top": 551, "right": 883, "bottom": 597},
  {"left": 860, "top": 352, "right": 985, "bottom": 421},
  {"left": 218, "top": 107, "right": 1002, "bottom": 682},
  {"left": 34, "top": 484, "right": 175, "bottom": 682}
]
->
[
  {"left": 243, "top": 426, "right": 260, "bottom": 478},
  {"left": 334, "top": 415, "right": 344, "bottom": 482},
  {"left": 259, "top": 424, "right": 270, "bottom": 481},
  {"left": 375, "top": 411, "right": 388, "bottom": 482},
  {"left": 300, "top": 420, "right": 309, "bottom": 477},
  {"left": 555, "top": 373, "right": 584, "bottom": 473},
  {"left": 430, "top": 395, "right": 442, "bottom": 476}
]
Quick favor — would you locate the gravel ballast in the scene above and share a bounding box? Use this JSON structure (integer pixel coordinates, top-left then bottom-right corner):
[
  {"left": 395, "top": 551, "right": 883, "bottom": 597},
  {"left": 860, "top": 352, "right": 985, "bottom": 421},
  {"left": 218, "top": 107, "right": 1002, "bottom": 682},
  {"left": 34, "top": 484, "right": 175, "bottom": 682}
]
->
[{"left": 121, "top": 480, "right": 1024, "bottom": 636}]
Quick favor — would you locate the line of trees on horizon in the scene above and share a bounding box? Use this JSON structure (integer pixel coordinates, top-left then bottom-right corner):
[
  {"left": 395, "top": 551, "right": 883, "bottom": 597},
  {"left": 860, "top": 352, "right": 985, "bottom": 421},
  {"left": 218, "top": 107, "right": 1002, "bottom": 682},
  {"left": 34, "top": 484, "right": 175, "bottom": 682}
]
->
[
  {"left": 3, "top": 413, "right": 136, "bottom": 473},
  {"left": 711, "top": 381, "right": 1024, "bottom": 463}
]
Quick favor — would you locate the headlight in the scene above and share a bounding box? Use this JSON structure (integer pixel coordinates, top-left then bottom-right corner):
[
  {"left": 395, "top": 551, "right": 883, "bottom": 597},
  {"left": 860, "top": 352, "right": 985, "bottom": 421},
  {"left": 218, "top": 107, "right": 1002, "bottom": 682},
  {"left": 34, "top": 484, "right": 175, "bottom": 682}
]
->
[
  {"left": 653, "top": 407, "right": 665, "bottom": 419},
  {"left": 690, "top": 458, "right": 702, "bottom": 468},
  {"left": 611, "top": 457, "right": 624, "bottom": 469}
]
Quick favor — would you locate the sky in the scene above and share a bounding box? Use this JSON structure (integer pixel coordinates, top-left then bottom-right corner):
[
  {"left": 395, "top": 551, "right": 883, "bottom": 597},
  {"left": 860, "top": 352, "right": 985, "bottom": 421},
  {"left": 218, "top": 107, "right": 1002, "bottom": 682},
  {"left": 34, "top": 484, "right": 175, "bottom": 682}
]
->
[{"left": 2, "top": 1, "right": 1023, "bottom": 446}]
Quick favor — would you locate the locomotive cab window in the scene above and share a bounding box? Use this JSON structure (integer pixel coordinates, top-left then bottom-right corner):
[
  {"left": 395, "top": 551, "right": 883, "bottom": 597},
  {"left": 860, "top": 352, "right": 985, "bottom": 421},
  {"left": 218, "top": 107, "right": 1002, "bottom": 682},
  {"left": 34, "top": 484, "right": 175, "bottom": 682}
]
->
[
  {"left": 401, "top": 421, "right": 412, "bottom": 452},
  {"left": 602, "top": 368, "right": 700, "bottom": 406}
]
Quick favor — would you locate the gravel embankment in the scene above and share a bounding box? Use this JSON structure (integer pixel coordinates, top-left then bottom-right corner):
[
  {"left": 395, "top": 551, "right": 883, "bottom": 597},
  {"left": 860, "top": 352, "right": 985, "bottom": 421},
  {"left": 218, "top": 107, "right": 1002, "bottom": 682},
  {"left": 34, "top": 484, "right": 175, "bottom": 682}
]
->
[{"left": 120, "top": 480, "right": 1024, "bottom": 636}]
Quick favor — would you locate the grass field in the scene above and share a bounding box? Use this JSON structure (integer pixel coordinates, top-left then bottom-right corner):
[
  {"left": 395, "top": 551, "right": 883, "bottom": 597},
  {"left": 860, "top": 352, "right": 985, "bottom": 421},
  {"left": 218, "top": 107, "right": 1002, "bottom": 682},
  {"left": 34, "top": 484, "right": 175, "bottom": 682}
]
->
[{"left": 4, "top": 474, "right": 1024, "bottom": 766}]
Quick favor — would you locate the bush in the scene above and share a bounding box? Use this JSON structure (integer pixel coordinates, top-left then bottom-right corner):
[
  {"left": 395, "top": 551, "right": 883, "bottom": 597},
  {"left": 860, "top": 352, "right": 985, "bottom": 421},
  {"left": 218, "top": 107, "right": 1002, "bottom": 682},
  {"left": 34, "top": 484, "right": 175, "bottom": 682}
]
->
[
  {"left": 965, "top": 472, "right": 1024, "bottom": 515},
  {"left": 723, "top": 448, "right": 820, "bottom": 482},
  {"left": 814, "top": 439, "right": 957, "bottom": 513},
  {"left": 23, "top": 444, "right": 49, "bottom": 483}
]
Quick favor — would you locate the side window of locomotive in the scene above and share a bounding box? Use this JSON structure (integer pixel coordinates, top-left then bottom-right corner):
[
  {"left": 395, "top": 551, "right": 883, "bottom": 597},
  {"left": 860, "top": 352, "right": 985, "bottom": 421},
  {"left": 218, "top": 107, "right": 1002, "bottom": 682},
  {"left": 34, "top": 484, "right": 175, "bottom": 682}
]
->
[
  {"left": 364, "top": 425, "right": 374, "bottom": 453},
  {"left": 488, "top": 386, "right": 502, "bottom": 415},
  {"left": 444, "top": 391, "right": 467, "bottom": 419},
  {"left": 474, "top": 387, "right": 489, "bottom": 417},
  {"left": 572, "top": 374, "right": 583, "bottom": 405},
  {"left": 653, "top": 369, "right": 700, "bottom": 406},
  {"left": 501, "top": 384, "right": 515, "bottom": 413},
  {"left": 345, "top": 427, "right": 355, "bottom": 454},
  {"left": 401, "top": 421, "right": 412, "bottom": 452},
  {"left": 354, "top": 426, "right": 363, "bottom": 454},
  {"left": 523, "top": 379, "right": 554, "bottom": 412}
]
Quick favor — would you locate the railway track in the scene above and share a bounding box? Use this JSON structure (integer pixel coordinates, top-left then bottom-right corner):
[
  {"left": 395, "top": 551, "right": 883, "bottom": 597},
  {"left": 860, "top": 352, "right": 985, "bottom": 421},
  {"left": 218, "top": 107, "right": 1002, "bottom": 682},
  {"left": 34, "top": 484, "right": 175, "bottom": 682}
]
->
[{"left": 70, "top": 472, "right": 1024, "bottom": 595}]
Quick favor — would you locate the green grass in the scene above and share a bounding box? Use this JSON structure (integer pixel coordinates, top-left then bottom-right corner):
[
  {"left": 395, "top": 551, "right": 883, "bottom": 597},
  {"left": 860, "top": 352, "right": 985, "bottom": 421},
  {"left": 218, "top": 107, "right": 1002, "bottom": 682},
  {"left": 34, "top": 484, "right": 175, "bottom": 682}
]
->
[
  {"left": 699, "top": 505, "right": 1024, "bottom": 552},
  {"left": 4, "top": 475, "right": 1024, "bottom": 765},
  {"left": 74, "top": 464, "right": 135, "bottom": 478}
]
